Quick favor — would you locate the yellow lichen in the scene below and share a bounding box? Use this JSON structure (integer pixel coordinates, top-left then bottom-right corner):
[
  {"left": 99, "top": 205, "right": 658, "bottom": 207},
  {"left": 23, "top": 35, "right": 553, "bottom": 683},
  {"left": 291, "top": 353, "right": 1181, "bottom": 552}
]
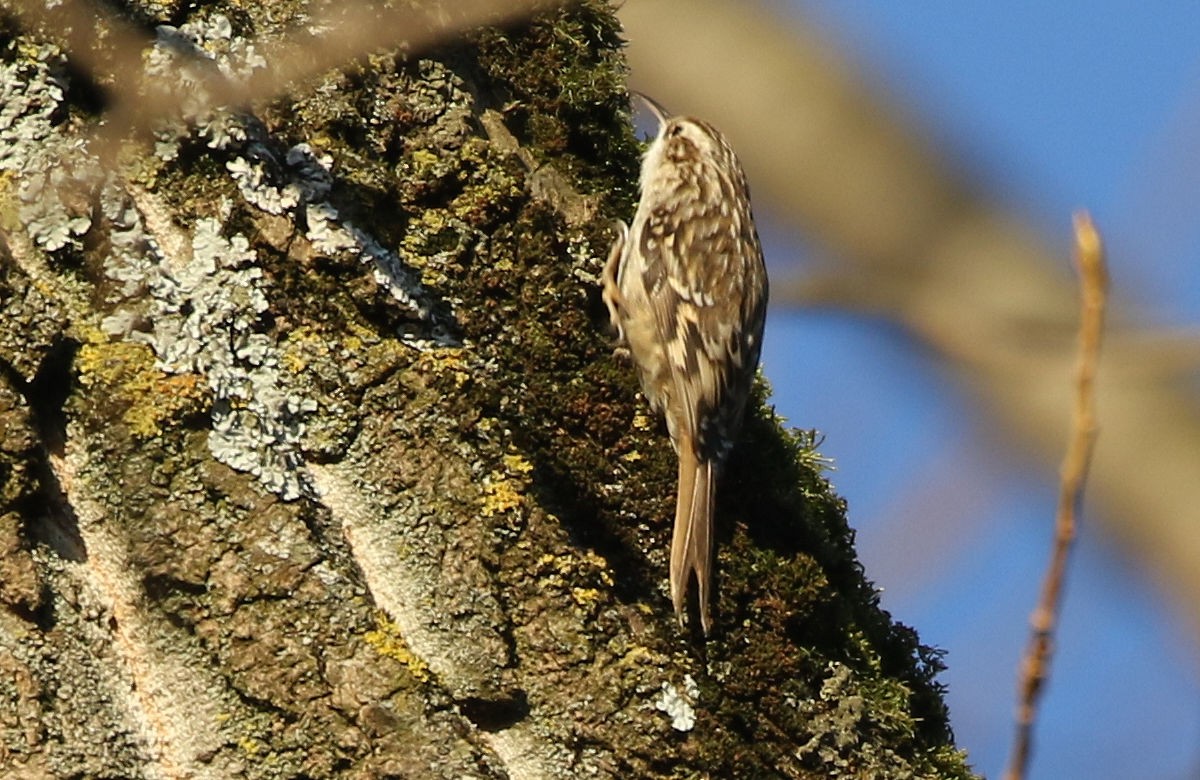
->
[
  {"left": 582, "top": 550, "right": 614, "bottom": 586},
  {"left": 571, "top": 587, "right": 602, "bottom": 607},
  {"left": 534, "top": 548, "right": 615, "bottom": 602},
  {"left": 502, "top": 452, "right": 533, "bottom": 475},
  {"left": 364, "top": 613, "right": 432, "bottom": 683},
  {"left": 480, "top": 474, "right": 522, "bottom": 516},
  {"left": 479, "top": 449, "right": 538, "bottom": 517},
  {"left": 237, "top": 736, "right": 263, "bottom": 755},
  {"left": 16, "top": 41, "right": 54, "bottom": 61},
  {"left": 279, "top": 326, "right": 335, "bottom": 373},
  {"left": 0, "top": 171, "right": 18, "bottom": 232},
  {"left": 418, "top": 347, "right": 470, "bottom": 389},
  {"left": 75, "top": 333, "right": 208, "bottom": 439},
  {"left": 281, "top": 350, "right": 307, "bottom": 373},
  {"left": 409, "top": 148, "right": 440, "bottom": 172},
  {"left": 616, "top": 644, "right": 673, "bottom": 672}
]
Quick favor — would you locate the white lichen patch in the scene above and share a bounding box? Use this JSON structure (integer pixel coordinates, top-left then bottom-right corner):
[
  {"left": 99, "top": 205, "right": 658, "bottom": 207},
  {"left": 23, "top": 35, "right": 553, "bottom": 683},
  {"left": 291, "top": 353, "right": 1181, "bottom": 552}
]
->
[
  {"left": 1, "top": 46, "right": 100, "bottom": 253},
  {"left": 656, "top": 674, "right": 700, "bottom": 732},
  {"left": 17, "top": 165, "right": 94, "bottom": 251},
  {"left": 227, "top": 136, "right": 450, "bottom": 347},
  {"left": 226, "top": 152, "right": 302, "bottom": 215},
  {"left": 2, "top": 20, "right": 452, "bottom": 501},
  {"left": 285, "top": 146, "right": 450, "bottom": 346},
  {"left": 172, "top": 13, "right": 267, "bottom": 82},
  {"left": 99, "top": 179, "right": 160, "bottom": 306},
  {"left": 147, "top": 13, "right": 265, "bottom": 158},
  {"left": 147, "top": 214, "right": 314, "bottom": 500},
  {"left": 142, "top": 19, "right": 456, "bottom": 347},
  {"left": 793, "top": 661, "right": 876, "bottom": 770},
  {"left": 0, "top": 46, "right": 62, "bottom": 170},
  {"left": 95, "top": 176, "right": 316, "bottom": 500}
]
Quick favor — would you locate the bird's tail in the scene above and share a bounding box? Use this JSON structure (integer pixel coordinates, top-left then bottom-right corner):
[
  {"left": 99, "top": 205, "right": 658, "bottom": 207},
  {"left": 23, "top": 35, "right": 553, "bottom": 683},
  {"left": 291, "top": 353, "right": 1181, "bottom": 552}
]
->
[{"left": 670, "top": 444, "right": 715, "bottom": 634}]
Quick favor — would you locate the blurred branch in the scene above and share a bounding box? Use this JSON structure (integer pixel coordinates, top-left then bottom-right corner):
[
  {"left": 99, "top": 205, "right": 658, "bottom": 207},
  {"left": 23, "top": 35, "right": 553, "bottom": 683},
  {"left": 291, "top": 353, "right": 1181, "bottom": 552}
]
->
[
  {"left": 1006, "top": 213, "right": 1107, "bottom": 780},
  {"left": 618, "top": 0, "right": 1200, "bottom": 640},
  {"left": 8, "top": 0, "right": 560, "bottom": 163}
]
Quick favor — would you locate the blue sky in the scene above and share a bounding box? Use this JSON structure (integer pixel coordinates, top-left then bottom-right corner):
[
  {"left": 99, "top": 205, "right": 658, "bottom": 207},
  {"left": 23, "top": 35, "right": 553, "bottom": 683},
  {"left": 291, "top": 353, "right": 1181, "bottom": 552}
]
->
[{"left": 763, "top": 3, "right": 1200, "bottom": 778}]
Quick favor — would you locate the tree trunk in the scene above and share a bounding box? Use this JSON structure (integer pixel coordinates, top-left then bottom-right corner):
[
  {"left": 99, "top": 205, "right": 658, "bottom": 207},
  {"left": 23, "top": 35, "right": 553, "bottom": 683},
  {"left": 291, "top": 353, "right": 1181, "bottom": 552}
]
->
[{"left": 0, "top": 2, "right": 975, "bottom": 777}]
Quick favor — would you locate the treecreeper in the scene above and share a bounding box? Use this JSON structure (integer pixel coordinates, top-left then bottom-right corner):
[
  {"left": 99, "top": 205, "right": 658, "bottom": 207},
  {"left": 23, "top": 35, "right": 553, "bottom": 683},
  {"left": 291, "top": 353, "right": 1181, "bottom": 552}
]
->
[{"left": 603, "top": 93, "right": 769, "bottom": 635}]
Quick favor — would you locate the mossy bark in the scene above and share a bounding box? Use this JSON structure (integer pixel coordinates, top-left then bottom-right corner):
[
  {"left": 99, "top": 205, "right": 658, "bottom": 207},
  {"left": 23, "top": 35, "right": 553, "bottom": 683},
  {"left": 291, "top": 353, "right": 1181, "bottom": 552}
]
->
[{"left": 0, "top": 2, "right": 975, "bottom": 778}]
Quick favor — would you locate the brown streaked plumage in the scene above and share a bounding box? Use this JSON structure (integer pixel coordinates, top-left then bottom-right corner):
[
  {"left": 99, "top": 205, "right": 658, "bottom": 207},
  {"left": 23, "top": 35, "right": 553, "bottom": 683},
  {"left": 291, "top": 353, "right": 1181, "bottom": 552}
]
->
[{"left": 603, "top": 94, "right": 768, "bottom": 634}]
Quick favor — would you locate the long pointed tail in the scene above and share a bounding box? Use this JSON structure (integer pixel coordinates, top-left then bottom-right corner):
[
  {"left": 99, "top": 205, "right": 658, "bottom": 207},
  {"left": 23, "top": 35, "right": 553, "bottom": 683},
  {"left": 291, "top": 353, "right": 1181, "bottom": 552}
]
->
[{"left": 670, "top": 445, "right": 715, "bottom": 634}]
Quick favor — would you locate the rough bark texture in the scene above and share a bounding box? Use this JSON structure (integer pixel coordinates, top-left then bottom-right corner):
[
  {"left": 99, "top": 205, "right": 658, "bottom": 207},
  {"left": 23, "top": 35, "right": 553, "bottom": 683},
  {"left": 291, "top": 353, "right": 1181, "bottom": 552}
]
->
[{"left": 0, "top": 2, "right": 975, "bottom": 778}]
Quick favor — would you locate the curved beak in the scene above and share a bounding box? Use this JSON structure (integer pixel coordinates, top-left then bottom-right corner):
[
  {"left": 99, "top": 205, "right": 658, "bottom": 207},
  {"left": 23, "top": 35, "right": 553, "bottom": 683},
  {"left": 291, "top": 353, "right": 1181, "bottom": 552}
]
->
[{"left": 630, "top": 90, "right": 671, "bottom": 130}]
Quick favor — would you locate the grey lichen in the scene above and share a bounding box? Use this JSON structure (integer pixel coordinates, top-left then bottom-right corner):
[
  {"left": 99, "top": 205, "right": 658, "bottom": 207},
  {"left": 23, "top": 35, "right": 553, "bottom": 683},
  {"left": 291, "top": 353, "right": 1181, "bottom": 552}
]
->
[
  {"left": 226, "top": 153, "right": 302, "bottom": 215},
  {"left": 656, "top": 673, "right": 700, "bottom": 732},
  {"left": 1, "top": 44, "right": 97, "bottom": 253},
  {"left": 146, "top": 10, "right": 449, "bottom": 347},
  {"left": 0, "top": 16, "right": 452, "bottom": 501},
  {"left": 146, "top": 13, "right": 264, "bottom": 158},
  {"left": 93, "top": 144, "right": 316, "bottom": 500},
  {"left": 159, "top": 215, "right": 314, "bottom": 499},
  {"left": 793, "top": 660, "right": 938, "bottom": 778}
]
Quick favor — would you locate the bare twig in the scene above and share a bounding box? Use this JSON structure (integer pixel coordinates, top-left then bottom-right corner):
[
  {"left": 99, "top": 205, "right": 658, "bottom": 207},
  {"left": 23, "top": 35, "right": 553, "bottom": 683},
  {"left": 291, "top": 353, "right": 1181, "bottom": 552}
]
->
[{"left": 1005, "top": 212, "right": 1108, "bottom": 780}]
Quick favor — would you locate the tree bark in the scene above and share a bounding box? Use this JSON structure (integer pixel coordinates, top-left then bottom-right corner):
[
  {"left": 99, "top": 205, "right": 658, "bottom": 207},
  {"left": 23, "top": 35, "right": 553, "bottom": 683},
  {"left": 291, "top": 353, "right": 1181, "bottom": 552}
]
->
[{"left": 0, "top": 2, "right": 974, "bottom": 777}]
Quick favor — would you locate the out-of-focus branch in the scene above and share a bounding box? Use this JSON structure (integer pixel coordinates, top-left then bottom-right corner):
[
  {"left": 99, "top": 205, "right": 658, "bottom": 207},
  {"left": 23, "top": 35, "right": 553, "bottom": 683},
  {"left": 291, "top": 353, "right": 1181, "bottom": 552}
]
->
[
  {"left": 8, "top": 0, "right": 561, "bottom": 162},
  {"left": 618, "top": 0, "right": 1200, "bottom": 640},
  {"left": 1006, "top": 213, "right": 1107, "bottom": 780}
]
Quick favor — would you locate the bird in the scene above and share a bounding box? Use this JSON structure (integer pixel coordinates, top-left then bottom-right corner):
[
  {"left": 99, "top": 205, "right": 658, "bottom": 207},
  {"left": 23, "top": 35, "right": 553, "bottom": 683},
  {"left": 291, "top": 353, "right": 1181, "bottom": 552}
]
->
[{"left": 603, "top": 92, "right": 768, "bottom": 634}]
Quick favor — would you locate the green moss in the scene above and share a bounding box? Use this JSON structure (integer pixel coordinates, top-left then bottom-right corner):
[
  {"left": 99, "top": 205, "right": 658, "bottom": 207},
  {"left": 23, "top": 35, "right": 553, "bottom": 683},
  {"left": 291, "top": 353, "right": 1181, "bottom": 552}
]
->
[
  {"left": 471, "top": 0, "right": 640, "bottom": 204},
  {"left": 153, "top": 150, "right": 239, "bottom": 220},
  {"left": 435, "top": 6, "right": 972, "bottom": 772}
]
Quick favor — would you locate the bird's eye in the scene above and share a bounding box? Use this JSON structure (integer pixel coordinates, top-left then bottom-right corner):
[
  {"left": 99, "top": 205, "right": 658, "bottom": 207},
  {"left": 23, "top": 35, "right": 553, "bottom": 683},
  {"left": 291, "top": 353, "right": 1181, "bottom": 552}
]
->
[{"left": 668, "top": 123, "right": 684, "bottom": 138}]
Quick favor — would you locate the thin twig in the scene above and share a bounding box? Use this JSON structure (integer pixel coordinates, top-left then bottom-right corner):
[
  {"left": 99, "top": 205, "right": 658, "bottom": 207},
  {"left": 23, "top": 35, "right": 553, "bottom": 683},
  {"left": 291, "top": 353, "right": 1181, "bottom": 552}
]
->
[{"left": 1005, "top": 212, "right": 1108, "bottom": 780}]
